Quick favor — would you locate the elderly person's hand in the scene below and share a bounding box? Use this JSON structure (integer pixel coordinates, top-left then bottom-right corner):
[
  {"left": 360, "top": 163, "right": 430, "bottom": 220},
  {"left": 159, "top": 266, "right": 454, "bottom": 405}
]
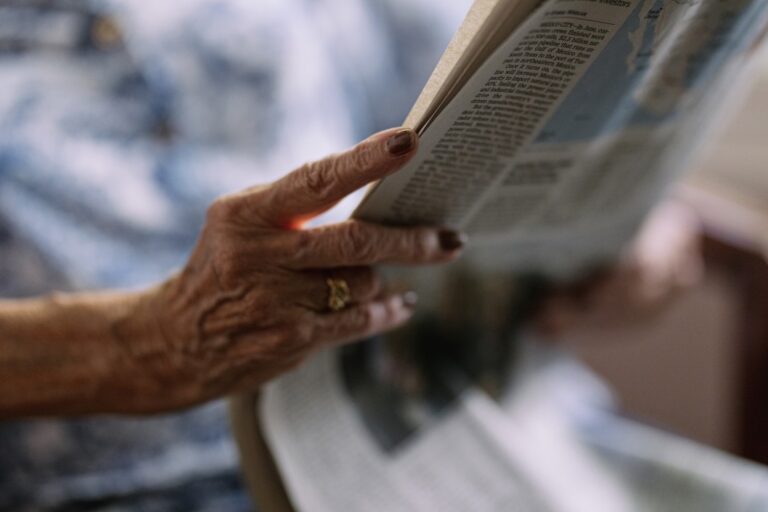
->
[
  {"left": 535, "top": 200, "right": 703, "bottom": 338},
  {"left": 0, "top": 128, "right": 465, "bottom": 417},
  {"left": 131, "top": 128, "right": 465, "bottom": 408}
]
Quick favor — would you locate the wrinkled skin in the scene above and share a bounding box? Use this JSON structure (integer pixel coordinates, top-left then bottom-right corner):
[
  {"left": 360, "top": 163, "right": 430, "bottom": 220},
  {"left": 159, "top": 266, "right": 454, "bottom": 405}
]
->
[
  {"left": 0, "top": 128, "right": 465, "bottom": 417},
  {"left": 132, "top": 128, "right": 465, "bottom": 409}
]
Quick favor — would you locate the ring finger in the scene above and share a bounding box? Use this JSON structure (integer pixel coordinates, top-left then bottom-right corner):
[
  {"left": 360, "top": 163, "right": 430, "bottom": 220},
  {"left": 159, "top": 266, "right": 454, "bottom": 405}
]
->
[{"left": 293, "top": 267, "right": 383, "bottom": 312}]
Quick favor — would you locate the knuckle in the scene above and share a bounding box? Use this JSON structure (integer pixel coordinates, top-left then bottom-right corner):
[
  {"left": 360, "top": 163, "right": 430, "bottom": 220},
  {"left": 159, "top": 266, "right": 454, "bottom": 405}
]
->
[
  {"left": 299, "top": 160, "right": 337, "bottom": 198},
  {"left": 290, "top": 230, "right": 315, "bottom": 262},
  {"left": 348, "top": 142, "right": 377, "bottom": 173},
  {"left": 342, "top": 222, "right": 375, "bottom": 261},
  {"left": 207, "top": 191, "right": 267, "bottom": 226}
]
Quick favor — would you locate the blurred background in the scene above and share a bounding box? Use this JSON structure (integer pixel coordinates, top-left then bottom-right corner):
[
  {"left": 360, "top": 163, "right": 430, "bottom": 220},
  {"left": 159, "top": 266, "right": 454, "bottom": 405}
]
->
[
  {"left": 1, "top": 1, "right": 768, "bottom": 510},
  {"left": 565, "top": 42, "right": 768, "bottom": 464}
]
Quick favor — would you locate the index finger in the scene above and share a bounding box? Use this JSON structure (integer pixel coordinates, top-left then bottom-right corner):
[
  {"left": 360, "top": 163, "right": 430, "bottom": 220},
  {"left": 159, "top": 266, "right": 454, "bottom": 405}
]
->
[{"left": 255, "top": 128, "right": 418, "bottom": 228}]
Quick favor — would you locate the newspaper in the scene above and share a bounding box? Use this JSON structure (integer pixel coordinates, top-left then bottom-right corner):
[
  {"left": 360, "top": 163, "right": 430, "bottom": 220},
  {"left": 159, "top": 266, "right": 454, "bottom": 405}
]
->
[
  {"left": 260, "top": 341, "right": 768, "bottom": 512},
  {"left": 355, "top": 0, "right": 768, "bottom": 277},
  {"left": 256, "top": 1, "right": 768, "bottom": 511}
]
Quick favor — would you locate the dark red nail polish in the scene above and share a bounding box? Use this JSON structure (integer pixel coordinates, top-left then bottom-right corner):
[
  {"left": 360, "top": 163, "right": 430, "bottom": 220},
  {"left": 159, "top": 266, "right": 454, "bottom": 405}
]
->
[
  {"left": 439, "top": 230, "right": 467, "bottom": 252},
  {"left": 386, "top": 129, "right": 417, "bottom": 156}
]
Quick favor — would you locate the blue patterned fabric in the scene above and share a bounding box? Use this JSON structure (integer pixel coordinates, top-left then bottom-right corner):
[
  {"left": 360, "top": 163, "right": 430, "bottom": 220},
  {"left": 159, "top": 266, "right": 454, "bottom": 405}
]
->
[{"left": 0, "top": 1, "right": 468, "bottom": 510}]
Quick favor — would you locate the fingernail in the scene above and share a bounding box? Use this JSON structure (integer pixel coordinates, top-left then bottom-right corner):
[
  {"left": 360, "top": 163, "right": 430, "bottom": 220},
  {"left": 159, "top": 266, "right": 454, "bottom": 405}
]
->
[
  {"left": 439, "top": 230, "right": 467, "bottom": 252},
  {"left": 386, "top": 129, "right": 417, "bottom": 156},
  {"left": 402, "top": 291, "right": 419, "bottom": 308}
]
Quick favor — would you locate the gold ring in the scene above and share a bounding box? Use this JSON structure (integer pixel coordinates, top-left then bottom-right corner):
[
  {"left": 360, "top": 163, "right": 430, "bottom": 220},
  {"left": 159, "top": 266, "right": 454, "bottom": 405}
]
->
[{"left": 327, "top": 278, "right": 352, "bottom": 312}]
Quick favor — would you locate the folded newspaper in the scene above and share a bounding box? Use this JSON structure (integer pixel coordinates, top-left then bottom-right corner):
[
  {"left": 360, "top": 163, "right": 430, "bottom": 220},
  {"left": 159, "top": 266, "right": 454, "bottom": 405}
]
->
[{"left": 243, "top": 1, "right": 768, "bottom": 510}]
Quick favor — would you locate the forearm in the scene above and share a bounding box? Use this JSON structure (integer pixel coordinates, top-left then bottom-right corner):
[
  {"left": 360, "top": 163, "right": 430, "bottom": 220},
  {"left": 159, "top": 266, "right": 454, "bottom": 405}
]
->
[{"left": 0, "top": 289, "right": 165, "bottom": 418}]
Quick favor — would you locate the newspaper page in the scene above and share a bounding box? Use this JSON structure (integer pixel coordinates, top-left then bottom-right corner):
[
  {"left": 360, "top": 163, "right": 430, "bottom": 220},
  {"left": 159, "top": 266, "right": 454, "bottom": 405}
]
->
[
  {"left": 257, "top": 1, "right": 768, "bottom": 511},
  {"left": 355, "top": 0, "right": 768, "bottom": 276},
  {"left": 259, "top": 348, "right": 634, "bottom": 512},
  {"left": 580, "top": 415, "right": 768, "bottom": 511},
  {"left": 259, "top": 339, "right": 768, "bottom": 512},
  {"left": 403, "top": 0, "right": 544, "bottom": 133}
]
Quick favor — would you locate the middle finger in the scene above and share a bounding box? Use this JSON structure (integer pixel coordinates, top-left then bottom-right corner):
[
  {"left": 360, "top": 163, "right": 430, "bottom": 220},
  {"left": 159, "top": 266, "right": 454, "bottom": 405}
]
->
[{"left": 283, "top": 221, "right": 466, "bottom": 269}]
